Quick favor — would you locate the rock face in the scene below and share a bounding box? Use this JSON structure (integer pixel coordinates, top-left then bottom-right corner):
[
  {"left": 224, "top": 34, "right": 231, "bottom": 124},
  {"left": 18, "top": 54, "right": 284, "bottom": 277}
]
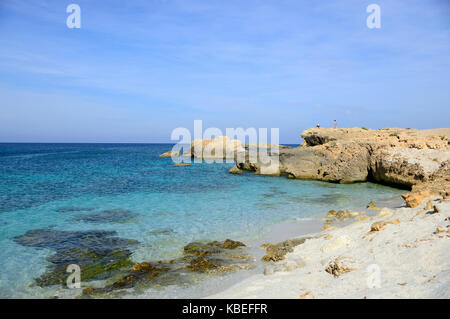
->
[
  {"left": 235, "top": 127, "right": 450, "bottom": 197},
  {"left": 190, "top": 136, "right": 245, "bottom": 159}
]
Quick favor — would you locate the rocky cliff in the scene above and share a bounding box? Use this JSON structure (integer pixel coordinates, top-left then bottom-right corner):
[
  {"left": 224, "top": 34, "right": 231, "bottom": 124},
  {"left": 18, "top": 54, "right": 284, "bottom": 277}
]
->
[{"left": 234, "top": 127, "right": 450, "bottom": 198}]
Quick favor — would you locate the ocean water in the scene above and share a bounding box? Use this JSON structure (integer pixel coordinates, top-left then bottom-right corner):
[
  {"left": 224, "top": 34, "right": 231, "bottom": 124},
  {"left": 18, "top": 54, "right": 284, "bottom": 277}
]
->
[{"left": 0, "top": 143, "right": 404, "bottom": 298}]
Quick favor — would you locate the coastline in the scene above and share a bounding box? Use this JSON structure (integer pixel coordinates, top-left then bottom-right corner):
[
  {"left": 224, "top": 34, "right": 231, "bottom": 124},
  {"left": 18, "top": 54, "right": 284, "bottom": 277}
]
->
[
  {"left": 206, "top": 194, "right": 450, "bottom": 298},
  {"left": 126, "top": 194, "right": 407, "bottom": 299},
  {"left": 129, "top": 127, "right": 450, "bottom": 299}
]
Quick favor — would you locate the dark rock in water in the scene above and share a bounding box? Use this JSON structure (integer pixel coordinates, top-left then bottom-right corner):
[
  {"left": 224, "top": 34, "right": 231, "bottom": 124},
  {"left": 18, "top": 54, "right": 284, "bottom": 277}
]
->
[
  {"left": 210, "top": 239, "right": 245, "bottom": 249},
  {"left": 186, "top": 256, "right": 219, "bottom": 272},
  {"left": 56, "top": 207, "right": 95, "bottom": 213},
  {"left": 111, "top": 263, "right": 170, "bottom": 290},
  {"left": 73, "top": 209, "right": 139, "bottom": 224},
  {"left": 13, "top": 229, "right": 138, "bottom": 287},
  {"left": 183, "top": 242, "right": 221, "bottom": 257},
  {"left": 261, "top": 237, "right": 311, "bottom": 262},
  {"left": 82, "top": 239, "right": 253, "bottom": 297},
  {"left": 183, "top": 239, "right": 245, "bottom": 257}
]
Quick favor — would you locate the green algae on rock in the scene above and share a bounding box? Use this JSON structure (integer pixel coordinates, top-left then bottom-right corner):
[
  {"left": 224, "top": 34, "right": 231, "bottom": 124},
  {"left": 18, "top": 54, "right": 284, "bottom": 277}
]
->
[
  {"left": 13, "top": 229, "right": 138, "bottom": 287},
  {"left": 56, "top": 206, "right": 95, "bottom": 213},
  {"left": 261, "top": 237, "right": 311, "bottom": 262},
  {"left": 81, "top": 239, "right": 253, "bottom": 297}
]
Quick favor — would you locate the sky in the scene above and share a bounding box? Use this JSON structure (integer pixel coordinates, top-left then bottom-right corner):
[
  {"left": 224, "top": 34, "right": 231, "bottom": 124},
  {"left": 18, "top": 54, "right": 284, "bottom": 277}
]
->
[{"left": 0, "top": 0, "right": 449, "bottom": 143}]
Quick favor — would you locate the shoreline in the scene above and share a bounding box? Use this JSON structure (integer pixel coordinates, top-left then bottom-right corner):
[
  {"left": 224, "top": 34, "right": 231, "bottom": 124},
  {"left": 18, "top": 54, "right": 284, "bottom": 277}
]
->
[
  {"left": 193, "top": 194, "right": 405, "bottom": 299},
  {"left": 206, "top": 194, "right": 450, "bottom": 298},
  {"left": 127, "top": 193, "right": 407, "bottom": 299}
]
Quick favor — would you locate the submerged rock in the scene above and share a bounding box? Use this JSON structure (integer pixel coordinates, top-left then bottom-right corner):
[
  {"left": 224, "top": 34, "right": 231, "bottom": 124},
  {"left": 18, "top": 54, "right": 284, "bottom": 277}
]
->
[
  {"left": 369, "top": 219, "right": 400, "bottom": 232},
  {"left": 56, "top": 206, "right": 95, "bottom": 213},
  {"left": 13, "top": 229, "right": 138, "bottom": 287},
  {"left": 401, "top": 190, "right": 431, "bottom": 208},
  {"left": 210, "top": 239, "right": 245, "bottom": 249},
  {"left": 159, "top": 150, "right": 179, "bottom": 157},
  {"left": 186, "top": 256, "right": 219, "bottom": 272},
  {"left": 190, "top": 136, "right": 245, "bottom": 159},
  {"left": 183, "top": 242, "right": 222, "bottom": 257},
  {"left": 81, "top": 238, "right": 252, "bottom": 297},
  {"left": 73, "top": 209, "right": 139, "bottom": 224},
  {"left": 327, "top": 209, "right": 360, "bottom": 220}
]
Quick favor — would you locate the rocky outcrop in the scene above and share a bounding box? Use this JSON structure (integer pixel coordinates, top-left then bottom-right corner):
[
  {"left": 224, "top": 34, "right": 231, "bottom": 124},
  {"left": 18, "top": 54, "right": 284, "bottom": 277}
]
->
[
  {"left": 160, "top": 136, "right": 244, "bottom": 159},
  {"left": 159, "top": 150, "right": 178, "bottom": 157},
  {"left": 190, "top": 136, "right": 245, "bottom": 159},
  {"left": 235, "top": 127, "right": 450, "bottom": 197},
  {"left": 229, "top": 165, "right": 243, "bottom": 174}
]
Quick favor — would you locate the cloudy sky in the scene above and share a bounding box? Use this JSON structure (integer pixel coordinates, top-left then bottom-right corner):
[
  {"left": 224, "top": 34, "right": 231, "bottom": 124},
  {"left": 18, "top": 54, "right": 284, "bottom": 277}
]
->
[{"left": 0, "top": 0, "right": 449, "bottom": 143}]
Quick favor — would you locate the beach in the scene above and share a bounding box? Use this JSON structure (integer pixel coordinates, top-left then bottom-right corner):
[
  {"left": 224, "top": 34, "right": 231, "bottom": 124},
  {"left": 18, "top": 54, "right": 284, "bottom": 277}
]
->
[{"left": 209, "top": 196, "right": 450, "bottom": 298}]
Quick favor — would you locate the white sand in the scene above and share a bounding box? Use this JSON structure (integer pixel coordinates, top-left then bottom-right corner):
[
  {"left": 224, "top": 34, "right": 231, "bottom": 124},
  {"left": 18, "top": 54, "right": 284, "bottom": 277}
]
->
[{"left": 209, "top": 197, "right": 450, "bottom": 299}]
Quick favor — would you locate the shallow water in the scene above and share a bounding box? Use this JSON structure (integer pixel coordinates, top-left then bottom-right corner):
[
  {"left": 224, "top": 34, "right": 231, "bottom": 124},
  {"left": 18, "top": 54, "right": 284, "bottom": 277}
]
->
[{"left": 0, "top": 143, "right": 404, "bottom": 298}]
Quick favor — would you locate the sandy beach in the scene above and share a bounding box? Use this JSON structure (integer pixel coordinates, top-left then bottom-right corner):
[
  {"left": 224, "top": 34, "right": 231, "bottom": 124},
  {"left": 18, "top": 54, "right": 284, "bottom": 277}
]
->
[{"left": 209, "top": 195, "right": 450, "bottom": 298}]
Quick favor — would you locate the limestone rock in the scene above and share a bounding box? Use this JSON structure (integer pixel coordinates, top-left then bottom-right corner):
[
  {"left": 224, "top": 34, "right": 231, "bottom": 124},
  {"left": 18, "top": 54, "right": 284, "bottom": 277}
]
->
[
  {"left": 370, "top": 219, "right": 400, "bottom": 232},
  {"left": 261, "top": 237, "right": 310, "bottom": 262},
  {"left": 160, "top": 150, "right": 179, "bottom": 157},
  {"left": 210, "top": 239, "right": 245, "bottom": 249},
  {"left": 191, "top": 136, "right": 245, "bottom": 159},
  {"left": 401, "top": 190, "right": 431, "bottom": 208},
  {"left": 234, "top": 127, "right": 450, "bottom": 194},
  {"left": 325, "top": 257, "right": 356, "bottom": 277},
  {"left": 366, "top": 201, "right": 381, "bottom": 210},
  {"left": 229, "top": 165, "right": 243, "bottom": 174}
]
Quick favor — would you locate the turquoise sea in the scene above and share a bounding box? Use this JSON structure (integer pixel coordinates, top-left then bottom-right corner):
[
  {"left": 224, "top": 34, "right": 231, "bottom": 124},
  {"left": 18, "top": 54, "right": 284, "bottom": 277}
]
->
[{"left": 0, "top": 143, "right": 404, "bottom": 298}]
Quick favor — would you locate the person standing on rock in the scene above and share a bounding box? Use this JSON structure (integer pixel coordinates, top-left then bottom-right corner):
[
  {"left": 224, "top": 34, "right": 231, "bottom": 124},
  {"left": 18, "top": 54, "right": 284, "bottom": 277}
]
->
[
  {"left": 316, "top": 124, "right": 320, "bottom": 128},
  {"left": 334, "top": 120, "right": 337, "bottom": 128}
]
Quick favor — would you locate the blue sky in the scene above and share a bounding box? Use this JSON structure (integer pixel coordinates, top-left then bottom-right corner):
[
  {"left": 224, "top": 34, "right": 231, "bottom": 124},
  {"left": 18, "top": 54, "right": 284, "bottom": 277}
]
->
[{"left": 0, "top": 0, "right": 449, "bottom": 143}]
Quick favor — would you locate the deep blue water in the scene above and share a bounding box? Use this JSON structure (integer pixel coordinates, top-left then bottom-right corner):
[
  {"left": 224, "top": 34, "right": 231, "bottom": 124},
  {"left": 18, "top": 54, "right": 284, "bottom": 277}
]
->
[{"left": 0, "top": 143, "right": 403, "bottom": 297}]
